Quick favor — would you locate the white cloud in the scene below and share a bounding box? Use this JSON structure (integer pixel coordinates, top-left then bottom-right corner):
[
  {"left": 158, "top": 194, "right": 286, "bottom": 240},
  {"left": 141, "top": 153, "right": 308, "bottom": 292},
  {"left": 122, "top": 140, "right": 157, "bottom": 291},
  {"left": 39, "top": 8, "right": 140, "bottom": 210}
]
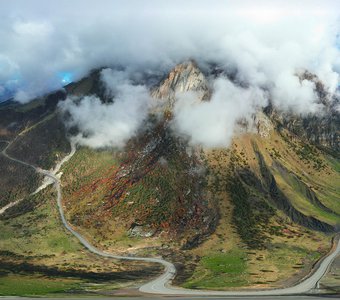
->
[
  {"left": 59, "top": 69, "right": 153, "bottom": 148},
  {"left": 0, "top": 0, "right": 338, "bottom": 105},
  {"left": 172, "top": 78, "right": 267, "bottom": 148},
  {"left": 13, "top": 21, "right": 52, "bottom": 36},
  {"left": 0, "top": 0, "right": 339, "bottom": 148},
  {"left": 272, "top": 73, "right": 319, "bottom": 113}
]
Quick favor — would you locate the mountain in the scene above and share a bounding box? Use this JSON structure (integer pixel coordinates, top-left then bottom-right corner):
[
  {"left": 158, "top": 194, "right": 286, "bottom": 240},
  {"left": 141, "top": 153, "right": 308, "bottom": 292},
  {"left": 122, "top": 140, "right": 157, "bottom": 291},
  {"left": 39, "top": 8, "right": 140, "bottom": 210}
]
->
[
  {"left": 267, "top": 71, "right": 339, "bottom": 155},
  {"left": 151, "top": 60, "right": 210, "bottom": 106},
  {"left": 0, "top": 61, "right": 339, "bottom": 291}
]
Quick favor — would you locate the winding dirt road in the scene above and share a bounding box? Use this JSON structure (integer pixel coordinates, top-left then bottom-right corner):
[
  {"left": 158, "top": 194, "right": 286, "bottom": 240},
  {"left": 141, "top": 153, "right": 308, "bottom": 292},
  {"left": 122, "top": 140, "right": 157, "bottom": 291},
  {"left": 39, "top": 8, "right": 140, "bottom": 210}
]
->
[{"left": 1, "top": 140, "right": 339, "bottom": 296}]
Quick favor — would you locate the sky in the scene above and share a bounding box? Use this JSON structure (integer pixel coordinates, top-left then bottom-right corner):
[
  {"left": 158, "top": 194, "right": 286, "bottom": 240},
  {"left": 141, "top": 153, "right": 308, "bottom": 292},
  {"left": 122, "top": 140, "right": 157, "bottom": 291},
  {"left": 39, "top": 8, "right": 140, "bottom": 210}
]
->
[{"left": 1, "top": 0, "right": 340, "bottom": 148}]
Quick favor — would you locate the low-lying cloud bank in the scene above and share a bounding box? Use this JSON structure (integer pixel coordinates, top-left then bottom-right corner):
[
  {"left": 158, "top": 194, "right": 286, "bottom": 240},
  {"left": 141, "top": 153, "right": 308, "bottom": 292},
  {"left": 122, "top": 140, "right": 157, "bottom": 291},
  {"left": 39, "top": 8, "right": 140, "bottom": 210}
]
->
[
  {"left": 172, "top": 79, "right": 268, "bottom": 148},
  {"left": 59, "top": 69, "right": 153, "bottom": 148},
  {"left": 0, "top": 0, "right": 339, "bottom": 103},
  {"left": 1, "top": 0, "right": 339, "bottom": 148}
]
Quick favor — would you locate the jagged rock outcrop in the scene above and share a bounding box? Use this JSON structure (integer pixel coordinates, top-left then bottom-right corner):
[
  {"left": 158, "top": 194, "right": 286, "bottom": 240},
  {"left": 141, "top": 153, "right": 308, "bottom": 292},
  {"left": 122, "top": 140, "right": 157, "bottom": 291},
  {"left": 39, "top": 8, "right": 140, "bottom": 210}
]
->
[
  {"left": 151, "top": 60, "right": 210, "bottom": 107},
  {"left": 253, "top": 111, "right": 274, "bottom": 138},
  {"left": 283, "top": 112, "right": 339, "bottom": 154},
  {"left": 268, "top": 106, "right": 339, "bottom": 155},
  {"left": 266, "top": 71, "right": 340, "bottom": 154}
]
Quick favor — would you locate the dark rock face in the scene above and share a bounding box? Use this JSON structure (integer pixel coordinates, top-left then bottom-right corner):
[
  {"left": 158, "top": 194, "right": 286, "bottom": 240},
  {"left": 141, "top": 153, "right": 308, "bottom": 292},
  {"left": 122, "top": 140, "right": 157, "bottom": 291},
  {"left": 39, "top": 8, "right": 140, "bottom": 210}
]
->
[
  {"left": 266, "top": 71, "right": 340, "bottom": 155},
  {"left": 273, "top": 110, "right": 340, "bottom": 155}
]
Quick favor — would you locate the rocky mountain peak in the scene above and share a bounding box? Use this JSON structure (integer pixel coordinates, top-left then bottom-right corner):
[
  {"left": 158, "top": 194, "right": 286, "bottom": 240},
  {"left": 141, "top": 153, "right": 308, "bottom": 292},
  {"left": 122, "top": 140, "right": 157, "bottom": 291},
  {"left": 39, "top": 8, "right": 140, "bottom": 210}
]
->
[
  {"left": 267, "top": 72, "right": 340, "bottom": 154},
  {"left": 298, "top": 70, "right": 330, "bottom": 105},
  {"left": 151, "top": 60, "right": 210, "bottom": 107}
]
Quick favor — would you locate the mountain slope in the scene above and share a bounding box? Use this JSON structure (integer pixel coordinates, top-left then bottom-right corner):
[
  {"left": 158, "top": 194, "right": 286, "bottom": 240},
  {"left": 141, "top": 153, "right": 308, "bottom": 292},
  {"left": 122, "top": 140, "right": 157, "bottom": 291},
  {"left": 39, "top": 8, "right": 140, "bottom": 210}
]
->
[
  {"left": 57, "top": 61, "right": 339, "bottom": 288},
  {"left": 0, "top": 61, "right": 339, "bottom": 291}
]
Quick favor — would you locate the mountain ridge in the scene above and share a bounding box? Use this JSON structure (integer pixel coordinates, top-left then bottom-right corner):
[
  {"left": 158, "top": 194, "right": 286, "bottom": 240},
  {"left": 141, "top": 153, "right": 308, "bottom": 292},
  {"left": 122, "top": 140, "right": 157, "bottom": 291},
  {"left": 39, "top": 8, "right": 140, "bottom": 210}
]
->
[{"left": 0, "top": 60, "right": 339, "bottom": 291}]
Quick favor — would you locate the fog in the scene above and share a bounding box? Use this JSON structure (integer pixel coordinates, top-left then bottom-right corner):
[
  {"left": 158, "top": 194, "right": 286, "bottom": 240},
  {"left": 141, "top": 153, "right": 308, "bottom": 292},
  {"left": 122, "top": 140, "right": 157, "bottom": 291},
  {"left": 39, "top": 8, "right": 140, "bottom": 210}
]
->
[
  {"left": 59, "top": 69, "right": 153, "bottom": 148},
  {"left": 172, "top": 79, "right": 267, "bottom": 147},
  {"left": 1, "top": 0, "right": 339, "bottom": 147}
]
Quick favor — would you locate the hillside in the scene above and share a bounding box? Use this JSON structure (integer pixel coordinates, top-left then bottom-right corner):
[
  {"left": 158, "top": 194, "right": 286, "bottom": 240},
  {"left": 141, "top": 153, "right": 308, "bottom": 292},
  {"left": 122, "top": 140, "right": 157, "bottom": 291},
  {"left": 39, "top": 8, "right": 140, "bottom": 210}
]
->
[{"left": 0, "top": 61, "right": 339, "bottom": 293}]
